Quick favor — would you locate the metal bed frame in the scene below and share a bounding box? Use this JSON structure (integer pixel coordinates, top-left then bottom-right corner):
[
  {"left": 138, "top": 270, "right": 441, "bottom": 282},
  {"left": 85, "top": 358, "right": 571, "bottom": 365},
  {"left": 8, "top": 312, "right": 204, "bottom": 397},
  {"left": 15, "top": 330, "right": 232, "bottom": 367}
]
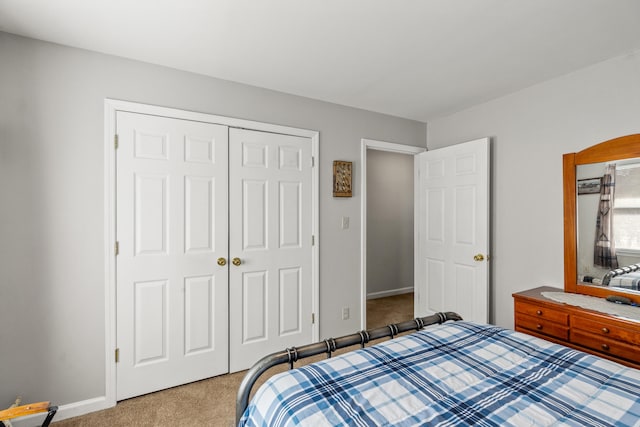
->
[{"left": 235, "top": 311, "right": 462, "bottom": 424}]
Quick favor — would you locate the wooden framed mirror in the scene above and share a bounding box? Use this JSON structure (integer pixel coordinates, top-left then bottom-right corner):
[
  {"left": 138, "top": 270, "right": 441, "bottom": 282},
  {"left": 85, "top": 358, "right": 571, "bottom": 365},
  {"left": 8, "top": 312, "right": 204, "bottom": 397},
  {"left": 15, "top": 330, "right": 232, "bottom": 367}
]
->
[{"left": 564, "top": 134, "right": 640, "bottom": 303}]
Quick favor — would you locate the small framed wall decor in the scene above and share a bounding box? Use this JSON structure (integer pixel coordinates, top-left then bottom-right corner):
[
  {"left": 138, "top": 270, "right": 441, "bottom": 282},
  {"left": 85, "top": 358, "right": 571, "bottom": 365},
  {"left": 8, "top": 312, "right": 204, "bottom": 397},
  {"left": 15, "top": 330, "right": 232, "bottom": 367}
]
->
[
  {"left": 577, "top": 177, "right": 602, "bottom": 195},
  {"left": 333, "top": 160, "right": 353, "bottom": 197}
]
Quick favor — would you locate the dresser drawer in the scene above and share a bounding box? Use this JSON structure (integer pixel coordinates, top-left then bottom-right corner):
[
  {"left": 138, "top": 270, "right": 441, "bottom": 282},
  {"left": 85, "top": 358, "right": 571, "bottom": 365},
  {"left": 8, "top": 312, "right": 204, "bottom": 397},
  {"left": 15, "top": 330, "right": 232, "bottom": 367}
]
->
[
  {"left": 514, "top": 301, "right": 569, "bottom": 325},
  {"left": 571, "top": 329, "right": 640, "bottom": 362},
  {"left": 515, "top": 313, "right": 569, "bottom": 340},
  {"left": 572, "top": 315, "right": 640, "bottom": 346}
]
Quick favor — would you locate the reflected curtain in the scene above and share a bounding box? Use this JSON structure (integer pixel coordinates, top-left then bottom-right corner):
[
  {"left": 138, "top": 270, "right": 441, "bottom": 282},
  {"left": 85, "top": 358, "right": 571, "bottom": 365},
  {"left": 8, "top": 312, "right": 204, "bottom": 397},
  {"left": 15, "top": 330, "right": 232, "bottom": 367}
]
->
[{"left": 594, "top": 164, "right": 618, "bottom": 268}]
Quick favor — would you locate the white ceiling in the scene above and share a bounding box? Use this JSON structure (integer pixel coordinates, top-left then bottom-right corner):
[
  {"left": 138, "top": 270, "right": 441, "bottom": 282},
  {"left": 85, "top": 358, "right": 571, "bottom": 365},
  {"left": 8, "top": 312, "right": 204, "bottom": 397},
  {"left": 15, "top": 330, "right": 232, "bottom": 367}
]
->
[{"left": 2, "top": 0, "right": 640, "bottom": 122}]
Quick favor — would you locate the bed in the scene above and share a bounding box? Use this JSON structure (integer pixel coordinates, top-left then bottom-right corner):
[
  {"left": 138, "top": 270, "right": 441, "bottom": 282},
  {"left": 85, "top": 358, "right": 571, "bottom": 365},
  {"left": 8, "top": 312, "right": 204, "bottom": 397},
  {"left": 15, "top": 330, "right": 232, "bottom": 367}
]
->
[
  {"left": 609, "top": 272, "right": 640, "bottom": 290},
  {"left": 603, "top": 263, "right": 640, "bottom": 291},
  {"left": 236, "top": 314, "right": 640, "bottom": 426}
]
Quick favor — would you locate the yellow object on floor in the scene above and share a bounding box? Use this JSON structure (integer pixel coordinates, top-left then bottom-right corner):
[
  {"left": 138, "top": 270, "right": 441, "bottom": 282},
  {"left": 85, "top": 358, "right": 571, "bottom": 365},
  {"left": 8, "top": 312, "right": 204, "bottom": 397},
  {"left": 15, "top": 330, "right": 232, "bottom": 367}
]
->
[{"left": 0, "top": 401, "right": 57, "bottom": 427}]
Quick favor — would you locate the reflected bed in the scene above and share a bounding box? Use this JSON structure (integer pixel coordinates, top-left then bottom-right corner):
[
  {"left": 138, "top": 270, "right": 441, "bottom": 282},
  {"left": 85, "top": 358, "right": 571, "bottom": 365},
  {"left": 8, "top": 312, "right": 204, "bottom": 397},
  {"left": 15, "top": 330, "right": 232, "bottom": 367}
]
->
[
  {"left": 603, "top": 263, "right": 640, "bottom": 291},
  {"left": 609, "top": 272, "right": 640, "bottom": 290}
]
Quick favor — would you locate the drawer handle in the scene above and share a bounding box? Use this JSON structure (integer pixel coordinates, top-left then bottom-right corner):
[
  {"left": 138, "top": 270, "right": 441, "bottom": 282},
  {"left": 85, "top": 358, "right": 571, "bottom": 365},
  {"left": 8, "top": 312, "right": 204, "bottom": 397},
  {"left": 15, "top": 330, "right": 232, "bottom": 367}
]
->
[
  {"left": 536, "top": 324, "right": 543, "bottom": 330},
  {"left": 536, "top": 310, "right": 542, "bottom": 316},
  {"left": 601, "top": 327, "right": 610, "bottom": 334},
  {"left": 601, "top": 343, "right": 610, "bottom": 351}
]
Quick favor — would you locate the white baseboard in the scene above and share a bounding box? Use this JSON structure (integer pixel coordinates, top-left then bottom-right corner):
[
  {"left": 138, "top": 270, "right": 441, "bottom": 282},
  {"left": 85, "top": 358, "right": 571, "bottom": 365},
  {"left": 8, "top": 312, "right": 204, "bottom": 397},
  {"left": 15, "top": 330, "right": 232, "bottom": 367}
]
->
[
  {"left": 367, "top": 286, "right": 414, "bottom": 300},
  {"left": 10, "top": 396, "right": 114, "bottom": 426}
]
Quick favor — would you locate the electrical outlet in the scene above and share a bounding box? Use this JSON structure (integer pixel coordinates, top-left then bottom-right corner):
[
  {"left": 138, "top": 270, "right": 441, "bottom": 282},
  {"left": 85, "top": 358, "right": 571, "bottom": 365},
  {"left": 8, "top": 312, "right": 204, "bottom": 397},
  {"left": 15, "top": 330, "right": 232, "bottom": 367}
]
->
[
  {"left": 342, "top": 307, "right": 350, "bottom": 320},
  {"left": 341, "top": 216, "right": 350, "bottom": 229}
]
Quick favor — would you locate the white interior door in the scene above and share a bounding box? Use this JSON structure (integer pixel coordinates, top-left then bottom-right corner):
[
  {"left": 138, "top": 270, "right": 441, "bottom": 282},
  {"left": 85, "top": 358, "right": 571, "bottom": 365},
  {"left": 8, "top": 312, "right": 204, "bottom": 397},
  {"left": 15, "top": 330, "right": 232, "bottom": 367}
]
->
[
  {"left": 415, "top": 138, "right": 490, "bottom": 323},
  {"left": 116, "top": 112, "right": 229, "bottom": 400},
  {"left": 228, "top": 128, "right": 314, "bottom": 372}
]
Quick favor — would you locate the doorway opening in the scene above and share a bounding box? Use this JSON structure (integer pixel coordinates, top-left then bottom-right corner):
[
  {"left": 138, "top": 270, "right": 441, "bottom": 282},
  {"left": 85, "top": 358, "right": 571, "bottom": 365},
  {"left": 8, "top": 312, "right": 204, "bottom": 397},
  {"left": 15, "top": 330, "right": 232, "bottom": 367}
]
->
[{"left": 360, "top": 139, "right": 425, "bottom": 329}]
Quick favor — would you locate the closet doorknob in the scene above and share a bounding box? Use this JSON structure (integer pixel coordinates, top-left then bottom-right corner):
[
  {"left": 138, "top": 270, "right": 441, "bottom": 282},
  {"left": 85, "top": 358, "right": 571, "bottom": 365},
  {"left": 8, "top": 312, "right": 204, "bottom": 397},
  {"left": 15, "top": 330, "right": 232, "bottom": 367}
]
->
[
  {"left": 217, "top": 258, "right": 227, "bottom": 266},
  {"left": 473, "top": 254, "right": 485, "bottom": 262},
  {"left": 232, "top": 257, "right": 242, "bottom": 266}
]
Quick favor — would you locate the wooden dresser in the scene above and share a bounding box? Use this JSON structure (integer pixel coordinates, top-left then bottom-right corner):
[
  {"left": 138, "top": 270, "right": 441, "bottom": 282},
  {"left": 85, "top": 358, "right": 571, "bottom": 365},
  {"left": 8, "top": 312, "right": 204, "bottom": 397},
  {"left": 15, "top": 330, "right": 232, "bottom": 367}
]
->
[{"left": 513, "top": 286, "right": 640, "bottom": 369}]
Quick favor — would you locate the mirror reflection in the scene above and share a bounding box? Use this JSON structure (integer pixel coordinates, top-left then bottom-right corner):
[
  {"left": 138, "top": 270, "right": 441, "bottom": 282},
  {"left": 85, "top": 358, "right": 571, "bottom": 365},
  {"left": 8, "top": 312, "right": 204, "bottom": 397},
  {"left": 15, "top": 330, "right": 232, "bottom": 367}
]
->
[{"left": 577, "top": 158, "right": 640, "bottom": 294}]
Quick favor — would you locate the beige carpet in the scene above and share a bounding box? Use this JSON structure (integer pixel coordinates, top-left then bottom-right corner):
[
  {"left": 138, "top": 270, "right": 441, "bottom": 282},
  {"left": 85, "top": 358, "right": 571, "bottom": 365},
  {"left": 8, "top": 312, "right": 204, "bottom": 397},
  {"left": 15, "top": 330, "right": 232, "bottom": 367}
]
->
[
  {"left": 53, "top": 293, "right": 413, "bottom": 426},
  {"left": 366, "top": 292, "right": 414, "bottom": 329}
]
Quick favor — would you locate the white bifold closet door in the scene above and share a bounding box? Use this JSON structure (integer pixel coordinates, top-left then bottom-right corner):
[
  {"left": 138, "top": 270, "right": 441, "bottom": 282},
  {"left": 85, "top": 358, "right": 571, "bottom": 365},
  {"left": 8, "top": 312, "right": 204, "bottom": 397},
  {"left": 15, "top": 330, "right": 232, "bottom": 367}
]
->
[
  {"left": 116, "top": 112, "right": 229, "bottom": 400},
  {"left": 228, "top": 128, "right": 313, "bottom": 372},
  {"left": 115, "top": 113, "right": 313, "bottom": 400}
]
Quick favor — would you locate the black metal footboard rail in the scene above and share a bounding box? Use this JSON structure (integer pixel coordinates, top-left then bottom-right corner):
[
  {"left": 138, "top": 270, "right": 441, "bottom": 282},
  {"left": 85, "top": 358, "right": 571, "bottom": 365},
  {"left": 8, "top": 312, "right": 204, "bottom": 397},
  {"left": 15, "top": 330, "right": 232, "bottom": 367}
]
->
[{"left": 235, "top": 311, "right": 462, "bottom": 424}]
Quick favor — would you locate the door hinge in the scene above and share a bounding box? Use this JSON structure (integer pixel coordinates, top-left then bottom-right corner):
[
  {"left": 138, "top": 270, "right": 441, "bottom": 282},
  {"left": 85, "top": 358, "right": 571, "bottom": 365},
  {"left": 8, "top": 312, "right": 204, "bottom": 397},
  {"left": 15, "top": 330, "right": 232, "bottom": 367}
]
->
[
  {"left": 312, "top": 313, "right": 315, "bottom": 324},
  {"left": 311, "top": 156, "right": 315, "bottom": 167},
  {"left": 114, "top": 134, "right": 119, "bottom": 150},
  {"left": 311, "top": 235, "right": 315, "bottom": 246},
  {"left": 115, "top": 348, "right": 120, "bottom": 363},
  {"left": 115, "top": 241, "right": 119, "bottom": 256}
]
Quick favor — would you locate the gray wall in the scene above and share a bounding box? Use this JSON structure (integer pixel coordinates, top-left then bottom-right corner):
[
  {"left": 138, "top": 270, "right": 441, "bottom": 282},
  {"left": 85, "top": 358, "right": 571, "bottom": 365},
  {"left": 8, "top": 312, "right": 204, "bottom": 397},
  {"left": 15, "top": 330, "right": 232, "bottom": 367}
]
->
[
  {"left": 0, "top": 32, "right": 426, "bottom": 408},
  {"left": 428, "top": 49, "right": 640, "bottom": 329},
  {"left": 366, "top": 150, "right": 414, "bottom": 297}
]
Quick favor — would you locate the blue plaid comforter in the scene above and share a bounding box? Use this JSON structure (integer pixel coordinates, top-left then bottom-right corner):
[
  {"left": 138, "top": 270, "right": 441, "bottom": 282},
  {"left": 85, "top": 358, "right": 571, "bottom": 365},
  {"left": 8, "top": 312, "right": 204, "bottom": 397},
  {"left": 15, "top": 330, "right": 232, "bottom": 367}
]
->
[
  {"left": 610, "top": 271, "right": 640, "bottom": 290},
  {"left": 239, "top": 322, "right": 640, "bottom": 426}
]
